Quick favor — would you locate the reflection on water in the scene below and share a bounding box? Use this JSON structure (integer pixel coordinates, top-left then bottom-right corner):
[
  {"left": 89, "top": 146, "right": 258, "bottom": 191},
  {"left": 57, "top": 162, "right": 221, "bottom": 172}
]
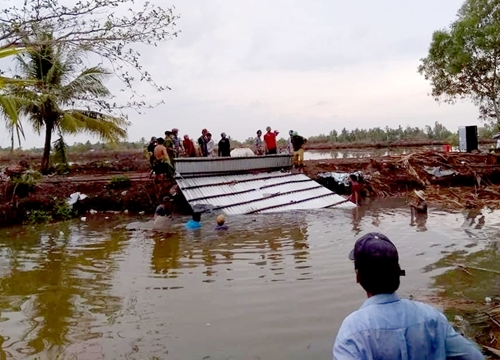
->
[{"left": 0, "top": 202, "right": 499, "bottom": 359}]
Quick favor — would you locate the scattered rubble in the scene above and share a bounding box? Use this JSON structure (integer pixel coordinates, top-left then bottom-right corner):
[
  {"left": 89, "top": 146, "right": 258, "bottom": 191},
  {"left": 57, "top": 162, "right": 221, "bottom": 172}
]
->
[{"left": 309, "top": 150, "right": 500, "bottom": 210}]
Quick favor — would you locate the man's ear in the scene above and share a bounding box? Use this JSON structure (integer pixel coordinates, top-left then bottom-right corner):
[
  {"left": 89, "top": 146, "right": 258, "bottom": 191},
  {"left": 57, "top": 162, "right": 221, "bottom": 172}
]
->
[{"left": 355, "top": 269, "right": 360, "bottom": 284}]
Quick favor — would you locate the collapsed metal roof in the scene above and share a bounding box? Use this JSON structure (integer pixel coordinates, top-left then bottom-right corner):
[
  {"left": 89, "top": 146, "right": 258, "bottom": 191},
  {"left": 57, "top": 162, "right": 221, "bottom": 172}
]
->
[{"left": 175, "top": 171, "right": 356, "bottom": 215}]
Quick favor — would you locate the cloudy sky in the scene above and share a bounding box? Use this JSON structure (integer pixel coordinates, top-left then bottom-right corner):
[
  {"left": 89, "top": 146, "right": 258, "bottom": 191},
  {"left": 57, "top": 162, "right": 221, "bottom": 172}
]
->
[{"left": 0, "top": 0, "right": 480, "bottom": 148}]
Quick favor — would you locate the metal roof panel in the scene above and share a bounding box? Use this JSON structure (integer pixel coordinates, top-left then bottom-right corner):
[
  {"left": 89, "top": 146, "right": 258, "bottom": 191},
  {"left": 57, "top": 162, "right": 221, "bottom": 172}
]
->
[{"left": 176, "top": 171, "right": 356, "bottom": 214}]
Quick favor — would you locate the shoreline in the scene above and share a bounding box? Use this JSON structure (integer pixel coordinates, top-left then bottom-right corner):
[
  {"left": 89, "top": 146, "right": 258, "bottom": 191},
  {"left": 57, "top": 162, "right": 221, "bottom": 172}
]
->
[
  {"left": 1, "top": 138, "right": 497, "bottom": 165},
  {"left": 1, "top": 149, "right": 500, "bottom": 228}
]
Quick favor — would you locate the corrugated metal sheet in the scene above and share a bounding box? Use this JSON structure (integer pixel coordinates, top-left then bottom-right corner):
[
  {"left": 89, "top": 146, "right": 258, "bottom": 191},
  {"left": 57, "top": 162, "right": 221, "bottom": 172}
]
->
[
  {"left": 176, "top": 171, "right": 356, "bottom": 215},
  {"left": 174, "top": 155, "right": 292, "bottom": 177}
]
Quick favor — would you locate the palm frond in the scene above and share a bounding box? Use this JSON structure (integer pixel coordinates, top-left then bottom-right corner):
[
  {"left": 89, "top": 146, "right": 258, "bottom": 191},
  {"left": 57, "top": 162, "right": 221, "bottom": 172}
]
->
[
  {"left": 0, "top": 95, "right": 23, "bottom": 123},
  {"left": 60, "top": 66, "right": 112, "bottom": 104},
  {"left": 61, "top": 110, "right": 129, "bottom": 142},
  {"left": 0, "top": 94, "right": 28, "bottom": 145},
  {"left": 0, "top": 47, "right": 35, "bottom": 88},
  {"left": 0, "top": 46, "right": 25, "bottom": 59}
]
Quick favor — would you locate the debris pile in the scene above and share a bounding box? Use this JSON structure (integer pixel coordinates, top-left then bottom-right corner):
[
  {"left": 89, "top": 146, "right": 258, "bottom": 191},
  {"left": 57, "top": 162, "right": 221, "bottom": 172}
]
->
[{"left": 362, "top": 151, "right": 500, "bottom": 209}]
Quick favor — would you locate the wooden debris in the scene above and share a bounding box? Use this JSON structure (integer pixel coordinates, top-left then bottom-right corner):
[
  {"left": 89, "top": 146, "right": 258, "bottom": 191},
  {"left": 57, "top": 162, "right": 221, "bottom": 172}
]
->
[{"left": 359, "top": 150, "right": 500, "bottom": 210}]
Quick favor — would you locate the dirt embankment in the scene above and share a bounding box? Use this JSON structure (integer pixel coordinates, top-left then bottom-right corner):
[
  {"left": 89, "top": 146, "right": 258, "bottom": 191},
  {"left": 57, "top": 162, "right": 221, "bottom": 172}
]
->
[
  {"left": 2, "top": 148, "right": 500, "bottom": 228},
  {"left": 0, "top": 173, "right": 189, "bottom": 229}
]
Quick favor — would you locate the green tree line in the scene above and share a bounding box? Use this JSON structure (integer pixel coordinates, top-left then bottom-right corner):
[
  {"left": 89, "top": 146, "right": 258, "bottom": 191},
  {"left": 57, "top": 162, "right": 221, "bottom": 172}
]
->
[{"left": 3, "top": 121, "right": 496, "bottom": 152}]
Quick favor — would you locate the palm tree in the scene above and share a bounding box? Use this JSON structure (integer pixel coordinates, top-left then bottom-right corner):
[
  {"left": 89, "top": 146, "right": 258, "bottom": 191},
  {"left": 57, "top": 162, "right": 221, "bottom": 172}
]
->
[
  {"left": 1, "top": 33, "right": 128, "bottom": 173},
  {"left": 0, "top": 46, "right": 32, "bottom": 151}
]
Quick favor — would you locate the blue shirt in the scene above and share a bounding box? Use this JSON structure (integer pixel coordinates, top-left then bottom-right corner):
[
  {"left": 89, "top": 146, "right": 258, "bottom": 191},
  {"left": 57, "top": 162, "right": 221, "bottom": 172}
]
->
[
  {"left": 333, "top": 293, "right": 484, "bottom": 360},
  {"left": 185, "top": 219, "right": 201, "bottom": 229}
]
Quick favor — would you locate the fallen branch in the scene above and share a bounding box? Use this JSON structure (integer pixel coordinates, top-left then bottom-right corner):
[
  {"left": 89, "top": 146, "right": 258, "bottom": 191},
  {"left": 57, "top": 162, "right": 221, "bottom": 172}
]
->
[
  {"left": 457, "top": 264, "right": 500, "bottom": 275},
  {"left": 483, "top": 345, "right": 500, "bottom": 357}
]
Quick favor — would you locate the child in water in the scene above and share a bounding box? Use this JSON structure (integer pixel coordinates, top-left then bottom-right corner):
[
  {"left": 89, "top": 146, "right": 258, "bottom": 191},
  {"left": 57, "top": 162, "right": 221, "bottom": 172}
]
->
[
  {"left": 185, "top": 212, "right": 202, "bottom": 229},
  {"left": 215, "top": 214, "right": 228, "bottom": 230}
]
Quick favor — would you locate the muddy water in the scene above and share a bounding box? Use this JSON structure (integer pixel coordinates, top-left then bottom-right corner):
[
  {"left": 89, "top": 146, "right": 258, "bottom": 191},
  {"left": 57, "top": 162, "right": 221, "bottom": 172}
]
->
[
  {"left": 0, "top": 200, "right": 499, "bottom": 360},
  {"left": 303, "top": 148, "right": 443, "bottom": 160}
]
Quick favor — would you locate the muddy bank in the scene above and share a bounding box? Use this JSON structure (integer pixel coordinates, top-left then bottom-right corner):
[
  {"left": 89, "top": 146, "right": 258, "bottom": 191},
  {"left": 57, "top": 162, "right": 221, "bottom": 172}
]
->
[
  {"left": 2, "top": 149, "right": 500, "bottom": 229},
  {"left": 0, "top": 176, "right": 190, "bottom": 229},
  {"left": 0, "top": 150, "right": 149, "bottom": 173}
]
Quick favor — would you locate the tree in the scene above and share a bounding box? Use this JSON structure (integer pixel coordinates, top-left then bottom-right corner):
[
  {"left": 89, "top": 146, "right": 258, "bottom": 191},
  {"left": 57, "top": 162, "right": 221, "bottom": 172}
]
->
[
  {"left": 0, "top": 47, "right": 35, "bottom": 151},
  {"left": 0, "top": 0, "right": 178, "bottom": 157},
  {"left": 0, "top": 0, "right": 178, "bottom": 96},
  {"left": 418, "top": 0, "right": 500, "bottom": 128},
  {"left": 3, "top": 33, "right": 128, "bottom": 173}
]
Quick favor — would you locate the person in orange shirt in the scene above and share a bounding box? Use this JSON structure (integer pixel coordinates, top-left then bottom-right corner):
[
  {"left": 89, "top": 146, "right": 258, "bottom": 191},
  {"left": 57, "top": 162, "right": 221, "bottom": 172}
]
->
[{"left": 264, "top": 126, "right": 278, "bottom": 155}]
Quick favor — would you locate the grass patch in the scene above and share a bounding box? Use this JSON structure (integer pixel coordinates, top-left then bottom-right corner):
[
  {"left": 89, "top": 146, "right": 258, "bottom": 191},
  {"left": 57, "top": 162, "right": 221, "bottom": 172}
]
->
[
  {"left": 109, "top": 175, "right": 132, "bottom": 189},
  {"left": 54, "top": 200, "right": 75, "bottom": 221},
  {"left": 11, "top": 170, "right": 43, "bottom": 197},
  {"left": 25, "top": 210, "right": 52, "bottom": 225}
]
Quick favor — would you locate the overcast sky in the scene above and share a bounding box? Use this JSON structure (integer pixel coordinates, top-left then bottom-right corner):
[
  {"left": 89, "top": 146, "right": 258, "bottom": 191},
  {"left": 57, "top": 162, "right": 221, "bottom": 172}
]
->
[{"left": 0, "top": 0, "right": 480, "bottom": 148}]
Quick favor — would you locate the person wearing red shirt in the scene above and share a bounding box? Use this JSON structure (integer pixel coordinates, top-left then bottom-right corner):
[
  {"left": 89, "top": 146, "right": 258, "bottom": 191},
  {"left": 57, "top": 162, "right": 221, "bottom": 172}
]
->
[
  {"left": 182, "top": 135, "right": 196, "bottom": 157},
  {"left": 264, "top": 126, "right": 278, "bottom": 154},
  {"left": 348, "top": 174, "right": 363, "bottom": 205}
]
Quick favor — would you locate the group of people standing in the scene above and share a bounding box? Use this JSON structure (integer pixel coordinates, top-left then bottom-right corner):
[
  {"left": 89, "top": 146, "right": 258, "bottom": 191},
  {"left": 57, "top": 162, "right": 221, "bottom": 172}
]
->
[
  {"left": 253, "top": 127, "right": 307, "bottom": 169},
  {"left": 147, "top": 127, "right": 309, "bottom": 175},
  {"left": 196, "top": 128, "right": 231, "bottom": 157}
]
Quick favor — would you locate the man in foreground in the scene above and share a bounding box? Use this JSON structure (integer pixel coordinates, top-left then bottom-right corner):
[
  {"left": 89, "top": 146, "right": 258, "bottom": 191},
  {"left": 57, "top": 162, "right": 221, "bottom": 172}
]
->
[{"left": 333, "top": 232, "right": 484, "bottom": 360}]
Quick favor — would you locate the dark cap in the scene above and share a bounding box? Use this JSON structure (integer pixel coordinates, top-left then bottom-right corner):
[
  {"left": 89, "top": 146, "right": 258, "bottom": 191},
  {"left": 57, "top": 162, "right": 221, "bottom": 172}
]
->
[{"left": 349, "top": 232, "right": 405, "bottom": 276}]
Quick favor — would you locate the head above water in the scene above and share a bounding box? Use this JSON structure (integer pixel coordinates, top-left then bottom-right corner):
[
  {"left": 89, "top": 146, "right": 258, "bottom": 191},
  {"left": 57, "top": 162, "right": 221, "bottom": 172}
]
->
[
  {"left": 192, "top": 212, "right": 201, "bottom": 222},
  {"left": 162, "top": 195, "right": 174, "bottom": 204},
  {"left": 216, "top": 214, "right": 225, "bottom": 225},
  {"left": 349, "top": 232, "right": 405, "bottom": 296},
  {"left": 414, "top": 190, "right": 426, "bottom": 201}
]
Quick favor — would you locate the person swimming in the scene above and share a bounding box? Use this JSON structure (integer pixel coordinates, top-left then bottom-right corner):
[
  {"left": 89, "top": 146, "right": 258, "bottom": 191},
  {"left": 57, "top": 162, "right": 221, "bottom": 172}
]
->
[
  {"left": 154, "top": 196, "right": 172, "bottom": 218},
  {"left": 185, "top": 212, "right": 202, "bottom": 229},
  {"left": 215, "top": 214, "right": 228, "bottom": 230}
]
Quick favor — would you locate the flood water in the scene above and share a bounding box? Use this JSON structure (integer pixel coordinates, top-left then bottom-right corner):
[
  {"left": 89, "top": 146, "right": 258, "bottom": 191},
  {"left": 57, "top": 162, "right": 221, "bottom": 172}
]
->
[
  {"left": 303, "top": 147, "right": 449, "bottom": 160},
  {"left": 0, "top": 199, "right": 499, "bottom": 359}
]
